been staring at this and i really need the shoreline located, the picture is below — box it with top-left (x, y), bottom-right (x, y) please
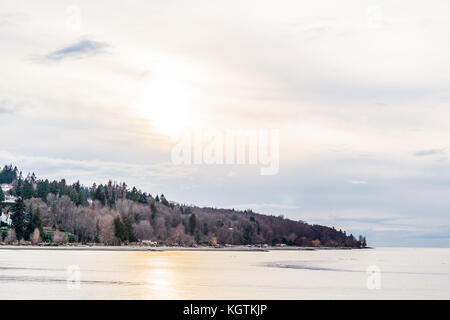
top-left (0, 245), bottom-right (371, 252)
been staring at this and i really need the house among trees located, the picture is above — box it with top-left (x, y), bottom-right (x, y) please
top-left (1, 184), bottom-right (12, 193)
top-left (0, 211), bottom-right (12, 226)
top-left (4, 194), bottom-right (17, 204)
top-left (1, 184), bottom-right (17, 203)
top-left (141, 240), bottom-right (158, 246)
top-left (1, 183), bottom-right (15, 226)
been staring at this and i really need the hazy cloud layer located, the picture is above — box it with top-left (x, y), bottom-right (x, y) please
top-left (414, 149), bottom-right (446, 157)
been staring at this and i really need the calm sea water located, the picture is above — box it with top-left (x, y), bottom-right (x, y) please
top-left (0, 247), bottom-right (449, 299)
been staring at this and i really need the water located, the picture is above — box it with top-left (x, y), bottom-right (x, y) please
top-left (0, 247), bottom-right (449, 299)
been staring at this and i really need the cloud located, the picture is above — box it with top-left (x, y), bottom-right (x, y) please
top-left (334, 217), bottom-right (395, 224)
top-left (408, 233), bottom-right (450, 240)
top-left (347, 180), bottom-right (368, 185)
top-left (0, 150), bottom-right (197, 190)
top-left (38, 39), bottom-right (108, 63)
top-left (0, 100), bottom-right (14, 114)
top-left (224, 203), bottom-right (300, 215)
top-left (414, 149), bottom-right (446, 156)
top-left (0, 12), bottom-right (28, 27)
top-left (0, 99), bottom-right (28, 114)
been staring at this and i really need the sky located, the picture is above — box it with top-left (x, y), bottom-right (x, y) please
top-left (1, 0), bottom-right (450, 247)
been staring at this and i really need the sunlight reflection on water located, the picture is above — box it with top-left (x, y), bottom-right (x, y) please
top-left (0, 248), bottom-right (449, 299)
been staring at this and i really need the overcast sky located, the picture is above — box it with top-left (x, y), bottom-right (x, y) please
top-left (1, 0), bottom-right (450, 247)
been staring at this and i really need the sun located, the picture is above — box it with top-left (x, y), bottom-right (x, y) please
top-left (134, 61), bottom-right (200, 138)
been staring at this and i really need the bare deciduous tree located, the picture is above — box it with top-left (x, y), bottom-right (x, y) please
top-left (5, 229), bottom-right (16, 244)
top-left (99, 215), bottom-right (115, 244)
top-left (52, 230), bottom-right (68, 244)
top-left (133, 220), bottom-right (153, 241)
top-left (31, 228), bottom-right (41, 245)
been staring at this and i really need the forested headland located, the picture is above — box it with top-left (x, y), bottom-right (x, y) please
top-left (0, 165), bottom-right (367, 247)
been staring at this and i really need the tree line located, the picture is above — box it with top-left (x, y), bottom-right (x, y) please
top-left (0, 165), bottom-right (367, 247)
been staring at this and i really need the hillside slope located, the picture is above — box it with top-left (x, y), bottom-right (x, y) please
top-left (0, 165), bottom-right (366, 247)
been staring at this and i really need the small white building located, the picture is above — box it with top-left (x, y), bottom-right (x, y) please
top-left (1, 184), bottom-right (16, 203)
top-left (0, 212), bottom-right (12, 226)
top-left (1, 184), bottom-right (12, 193)
top-left (141, 240), bottom-right (158, 246)
top-left (4, 195), bottom-right (17, 203)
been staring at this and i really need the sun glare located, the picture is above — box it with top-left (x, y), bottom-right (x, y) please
top-left (134, 61), bottom-right (200, 138)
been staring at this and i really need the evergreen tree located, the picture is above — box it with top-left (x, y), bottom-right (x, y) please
top-left (32, 207), bottom-right (44, 239)
top-left (0, 165), bottom-right (18, 184)
top-left (127, 187), bottom-right (139, 202)
top-left (160, 194), bottom-right (169, 206)
top-left (361, 236), bottom-right (367, 248)
top-left (189, 214), bottom-right (197, 235)
top-left (114, 217), bottom-right (125, 243)
top-left (22, 180), bottom-right (34, 199)
top-left (36, 180), bottom-right (50, 200)
top-left (11, 197), bottom-right (26, 241)
top-left (0, 188), bottom-right (4, 208)
top-left (69, 189), bottom-right (79, 205)
top-left (15, 178), bottom-right (23, 198)
top-left (77, 191), bottom-right (87, 206)
top-left (25, 210), bottom-right (34, 240)
top-left (123, 218), bottom-right (137, 242)
top-left (113, 217), bottom-right (137, 243)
